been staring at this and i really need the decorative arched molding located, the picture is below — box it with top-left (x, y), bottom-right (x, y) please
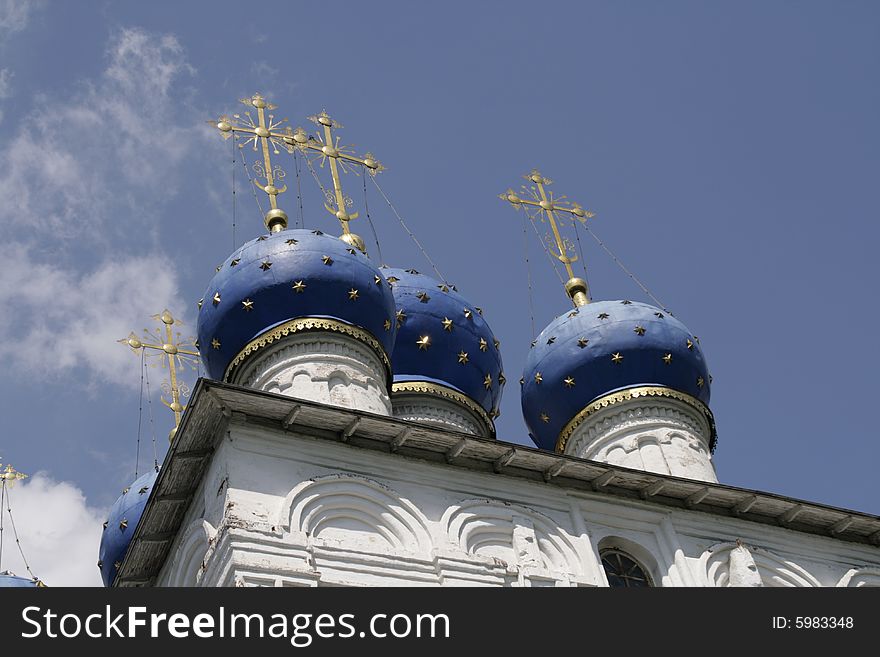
top-left (442, 499), bottom-right (583, 576)
top-left (277, 474), bottom-right (432, 556)
top-left (165, 519), bottom-right (217, 587)
top-left (702, 541), bottom-right (821, 587)
top-left (564, 395), bottom-right (717, 483)
top-left (836, 567), bottom-right (880, 587)
top-left (232, 331), bottom-right (392, 416)
top-left (596, 535), bottom-right (661, 586)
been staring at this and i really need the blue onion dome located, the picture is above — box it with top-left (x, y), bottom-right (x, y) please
top-left (98, 469), bottom-right (158, 587)
top-left (521, 299), bottom-right (714, 453)
top-left (0, 571), bottom-right (44, 587)
top-left (382, 267), bottom-right (504, 431)
top-left (197, 229), bottom-right (397, 383)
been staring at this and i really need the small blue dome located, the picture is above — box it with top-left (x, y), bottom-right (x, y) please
top-left (98, 469), bottom-right (158, 587)
top-left (0, 572), bottom-right (43, 587)
top-left (197, 229), bottom-right (397, 381)
top-left (383, 268), bottom-right (504, 419)
top-left (522, 300), bottom-right (712, 452)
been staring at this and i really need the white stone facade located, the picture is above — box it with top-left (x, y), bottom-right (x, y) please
top-left (565, 395), bottom-right (718, 483)
top-left (231, 332), bottom-right (391, 416)
top-left (155, 419), bottom-right (880, 588)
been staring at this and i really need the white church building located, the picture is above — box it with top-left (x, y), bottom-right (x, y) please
top-left (95, 96), bottom-right (880, 588)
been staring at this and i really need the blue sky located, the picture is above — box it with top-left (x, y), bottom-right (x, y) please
top-left (0, 1), bottom-right (878, 584)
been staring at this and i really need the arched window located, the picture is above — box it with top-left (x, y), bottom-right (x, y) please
top-left (600, 549), bottom-right (653, 587)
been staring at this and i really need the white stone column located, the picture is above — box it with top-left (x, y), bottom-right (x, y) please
top-left (563, 395), bottom-right (718, 483)
top-left (231, 332), bottom-right (392, 416)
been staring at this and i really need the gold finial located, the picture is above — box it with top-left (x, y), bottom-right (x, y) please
top-left (213, 93), bottom-right (298, 232)
top-left (293, 110), bottom-right (384, 252)
top-left (501, 170), bottom-right (596, 307)
top-left (0, 463), bottom-right (27, 486)
top-left (118, 310), bottom-right (199, 442)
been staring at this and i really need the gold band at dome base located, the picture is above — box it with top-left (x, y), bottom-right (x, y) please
top-left (224, 317), bottom-right (392, 384)
top-left (391, 380), bottom-right (495, 439)
top-left (555, 385), bottom-right (717, 454)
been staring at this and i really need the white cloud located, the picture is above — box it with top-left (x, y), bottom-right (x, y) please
top-left (1, 473), bottom-right (105, 586)
top-left (0, 67), bottom-right (12, 98)
top-left (0, 27), bottom-right (201, 384)
top-left (0, 0), bottom-right (38, 37)
top-left (0, 27), bottom-right (197, 239)
top-left (0, 245), bottom-right (187, 387)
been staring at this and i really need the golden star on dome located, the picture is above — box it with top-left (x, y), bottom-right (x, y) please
top-left (662, 353), bottom-right (672, 365)
top-left (622, 300), bottom-right (632, 305)
top-left (634, 325), bottom-right (646, 336)
top-left (417, 335), bottom-right (431, 350)
top-left (547, 336), bottom-right (556, 344)
top-left (519, 376), bottom-right (525, 385)
top-left (387, 276), bottom-right (399, 284)
top-left (417, 291), bottom-right (430, 303)
top-left (438, 283), bottom-right (450, 293)
top-left (322, 255), bottom-right (333, 265)
top-left (709, 374), bottom-right (713, 384)
top-left (138, 486), bottom-right (149, 495)
top-left (611, 352), bottom-right (623, 364)
top-left (577, 337), bottom-right (589, 348)
top-left (257, 235), bottom-right (268, 241)
top-left (530, 340), bottom-right (537, 348)
top-left (346, 248), bottom-right (357, 255)
top-left (493, 338), bottom-right (500, 349)
top-left (563, 376), bottom-right (575, 388)
top-left (374, 275), bottom-right (382, 286)
top-left (598, 313), bottom-right (610, 319)
top-left (534, 372), bottom-right (543, 384)
top-left (457, 350), bottom-right (469, 364)
top-left (475, 307), bottom-right (483, 316)
top-left (241, 299), bottom-right (254, 312)
top-left (686, 339), bottom-right (694, 350)
top-left (463, 308), bottom-right (473, 319)
top-left (694, 336), bottom-right (700, 343)
top-left (197, 298), bottom-right (203, 309)
top-left (215, 264), bottom-right (222, 272)
top-left (230, 258), bottom-right (240, 267)
top-left (654, 312), bottom-right (664, 319)
top-left (696, 377), bottom-right (705, 388)
top-left (567, 311), bottom-right (578, 318)
top-left (348, 288), bottom-right (359, 301)
top-left (540, 413), bottom-right (550, 423)
top-left (212, 292), bottom-right (221, 306)
top-left (498, 372), bottom-right (506, 385)
top-left (442, 317), bottom-right (454, 331)
top-left (286, 238), bottom-right (298, 245)
top-left (479, 338), bottom-right (488, 352)
top-left (119, 519), bottom-right (128, 529)
top-left (102, 521), bottom-right (108, 529)
top-left (292, 280), bottom-right (306, 293)
top-left (211, 338), bottom-right (221, 350)
top-left (396, 309), bottom-right (407, 326)
top-left (260, 260), bottom-right (272, 271)
top-left (383, 319), bottom-right (391, 331)
top-left (483, 373), bottom-right (492, 389)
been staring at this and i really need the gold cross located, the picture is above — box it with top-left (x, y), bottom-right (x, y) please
top-left (0, 463), bottom-right (27, 487)
top-left (292, 110), bottom-right (383, 252)
top-left (214, 93), bottom-right (299, 233)
top-left (118, 310), bottom-right (199, 441)
top-left (501, 170), bottom-right (596, 306)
